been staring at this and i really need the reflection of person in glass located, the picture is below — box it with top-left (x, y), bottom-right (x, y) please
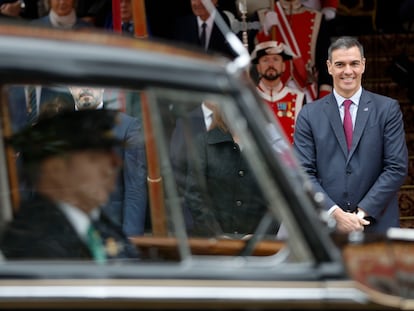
top-left (69, 86), bottom-right (148, 237)
top-left (0, 110), bottom-right (139, 261)
top-left (184, 101), bottom-right (278, 238)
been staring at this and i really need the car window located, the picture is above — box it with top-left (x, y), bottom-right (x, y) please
top-left (0, 82), bottom-right (318, 266)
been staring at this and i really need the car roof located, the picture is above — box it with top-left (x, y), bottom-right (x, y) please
top-left (0, 22), bottom-right (236, 91)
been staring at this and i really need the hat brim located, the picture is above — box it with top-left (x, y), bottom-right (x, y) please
top-left (252, 49), bottom-right (293, 64)
top-left (6, 109), bottom-right (123, 163)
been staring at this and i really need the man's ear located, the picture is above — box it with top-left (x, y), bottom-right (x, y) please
top-left (361, 57), bottom-right (366, 74)
top-left (326, 60), bottom-right (332, 75)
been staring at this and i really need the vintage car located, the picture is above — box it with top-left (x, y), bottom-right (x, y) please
top-left (0, 16), bottom-right (413, 311)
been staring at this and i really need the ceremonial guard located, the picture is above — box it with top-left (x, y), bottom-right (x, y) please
top-left (251, 40), bottom-right (305, 143)
top-left (301, 0), bottom-right (339, 21)
top-left (254, 0), bottom-right (332, 102)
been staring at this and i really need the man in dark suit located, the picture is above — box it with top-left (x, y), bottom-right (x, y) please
top-left (0, 109), bottom-right (139, 261)
top-left (173, 0), bottom-right (235, 59)
top-left (104, 0), bottom-right (136, 35)
top-left (8, 85), bottom-right (73, 131)
top-left (293, 36), bottom-right (408, 234)
top-left (69, 86), bottom-right (148, 237)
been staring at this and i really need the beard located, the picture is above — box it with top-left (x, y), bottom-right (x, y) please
top-left (75, 90), bottom-right (100, 110)
top-left (261, 68), bottom-right (282, 81)
top-left (76, 99), bottom-right (98, 109)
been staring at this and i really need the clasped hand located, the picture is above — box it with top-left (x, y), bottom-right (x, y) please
top-left (332, 208), bottom-right (370, 234)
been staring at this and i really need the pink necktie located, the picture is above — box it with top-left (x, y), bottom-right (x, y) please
top-left (343, 99), bottom-right (353, 151)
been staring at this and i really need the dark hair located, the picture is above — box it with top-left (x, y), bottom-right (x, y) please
top-left (328, 36), bottom-right (365, 61)
top-left (38, 96), bottom-right (74, 121)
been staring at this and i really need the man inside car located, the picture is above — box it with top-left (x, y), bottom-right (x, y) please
top-left (0, 109), bottom-right (140, 262)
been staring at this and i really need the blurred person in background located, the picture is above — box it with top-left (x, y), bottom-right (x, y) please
top-left (173, 0), bottom-right (236, 58)
top-left (0, 0), bottom-right (41, 19)
top-left (254, 0), bottom-right (332, 102)
top-left (184, 101), bottom-right (278, 237)
top-left (31, 0), bottom-right (92, 29)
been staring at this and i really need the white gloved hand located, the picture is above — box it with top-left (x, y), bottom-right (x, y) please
top-left (263, 11), bottom-right (278, 36)
top-left (321, 7), bottom-right (336, 21)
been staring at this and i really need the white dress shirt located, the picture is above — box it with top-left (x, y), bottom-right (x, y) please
top-left (201, 102), bottom-right (213, 130)
top-left (197, 10), bottom-right (216, 50)
top-left (58, 202), bottom-right (99, 243)
top-left (333, 87), bottom-right (362, 129)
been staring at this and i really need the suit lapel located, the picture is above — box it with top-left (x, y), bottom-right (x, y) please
top-left (209, 24), bottom-right (219, 50)
top-left (209, 11), bottom-right (228, 53)
top-left (31, 195), bottom-right (91, 258)
top-left (191, 16), bottom-right (200, 44)
top-left (324, 95), bottom-right (348, 156)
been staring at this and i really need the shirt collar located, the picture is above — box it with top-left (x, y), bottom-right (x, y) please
top-left (57, 202), bottom-right (100, 242)
top-left (197, 10), bottom-right (216, 30)
top-left (201, 102), bottom-right (213, 129)
top-left (334, 87), bottom-right (362, 108)
top-left (201, 102), bottom-right (213, 118)
top-left (258, 80), bottom-right (284, 94)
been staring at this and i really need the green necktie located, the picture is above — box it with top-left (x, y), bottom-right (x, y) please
top-left (87, 224), bottom-right (107, 264)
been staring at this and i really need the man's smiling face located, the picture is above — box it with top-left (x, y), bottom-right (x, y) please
top-left (327, 46), bottom-right (366, 98)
